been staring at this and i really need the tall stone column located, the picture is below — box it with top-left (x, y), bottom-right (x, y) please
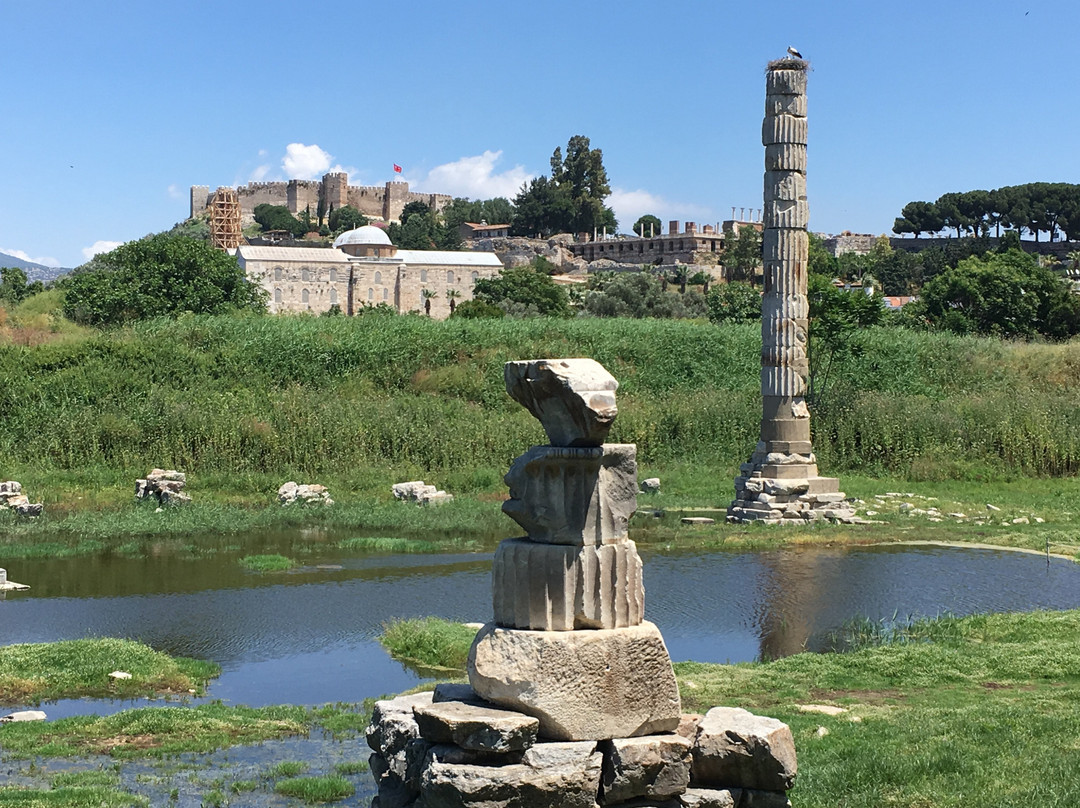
top-left (728, 58), bottom-right (854, 524)
top-left (468, 358), bottom-right (681, 741)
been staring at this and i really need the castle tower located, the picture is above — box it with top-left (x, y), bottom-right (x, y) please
top-left (190, 186), bottom-right (211, 219)
top-left (728, 57), bottom-right (854, 524)
top-left (209, 187), bottom-right (242, 251)
top-left (321, 172), bottom-right (349, 211)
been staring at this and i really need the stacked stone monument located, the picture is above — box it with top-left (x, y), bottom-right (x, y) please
top-left (366, 358), bottom-right (798, 807)
top-left (728, 58), bottom-right (854, 524)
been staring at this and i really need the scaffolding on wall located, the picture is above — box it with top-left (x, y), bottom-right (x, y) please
top-left (210, 187), bottom-right (242, 250)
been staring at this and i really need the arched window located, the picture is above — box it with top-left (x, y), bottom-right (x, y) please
top-left (329, 268), bottom-right (337, 282)
top-left (447, 270), bottom-right (456, 284)
top-left (471, 271), bottom-right (479, 281)
top-left (274, 267), bottom-right (282, 281)
top-left (368, 288), bottom-right (374, 301)
top-left (383, 288), bottom-right (389, 301)
top-left (374, 271), bottom-right (382, 285)
top-left (421, 269), bottom-right (428, 282)
top-left (274, 288), bottom-right (282, 304)
top-left (302, 288), bottom-right (309, 304)
top-left (329, 288), bottom-right (337, 305)
top-left (302, 268), bottom-right (311, 282)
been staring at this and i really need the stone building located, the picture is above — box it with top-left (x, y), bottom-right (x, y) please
top-left (236, 225), bottom-right (503, 319)
top-left (191, 173), bottom-right (451, 227)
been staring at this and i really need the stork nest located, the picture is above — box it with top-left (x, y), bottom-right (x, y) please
top-left (767, 58), bottom-right (810, 72)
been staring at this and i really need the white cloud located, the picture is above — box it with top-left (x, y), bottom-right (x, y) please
top-left (412, 151), bottom-right (533, 200)
top-left (608, 188), bottom-right (713, 233)
top-left (81, 240), bottom-right (123, 261)
top-left (249, 164), bottom-right (272, 181)
top-left (0, 247), bottom-right (60, 267)
top-left (283, 143), bottom-right (334, 180)
top-left (167, 184), bottom-right (183, 199)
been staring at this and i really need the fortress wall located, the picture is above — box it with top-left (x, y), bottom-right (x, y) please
top-left (346, 186), bottom-right (391, 220)
top-left (287, 180), bottom-right (321, 217)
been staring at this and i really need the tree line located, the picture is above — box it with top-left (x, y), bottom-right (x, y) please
top-left (893, 183), bottom-right (1080, 242)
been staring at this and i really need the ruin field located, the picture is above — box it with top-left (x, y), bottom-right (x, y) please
top-left (1, 314), bottom-right (1079, 557)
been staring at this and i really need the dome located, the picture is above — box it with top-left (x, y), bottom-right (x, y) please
top-left (333, 225), bottom-right (392, 248)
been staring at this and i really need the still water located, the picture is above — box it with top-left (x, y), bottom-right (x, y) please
top-left (2, 533), bottom-right (1079, 714)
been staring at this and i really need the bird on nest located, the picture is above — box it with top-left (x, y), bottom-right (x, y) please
top-left (787, 46), bottom-right (803, 59)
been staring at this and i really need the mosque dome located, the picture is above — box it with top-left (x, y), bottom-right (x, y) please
top-left (333, 225), bottom-right (393, 248)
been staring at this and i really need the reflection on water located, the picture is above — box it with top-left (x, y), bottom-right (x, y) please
top-left (2, 534), bottom-right (1079, 712)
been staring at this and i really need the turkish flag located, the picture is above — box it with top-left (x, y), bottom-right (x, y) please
top-left (393, 164), bottom-right (402, 173)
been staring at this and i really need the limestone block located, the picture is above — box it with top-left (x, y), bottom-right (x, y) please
top-left (680, 787), bottom-right (741, 808)
top-left (676, 714), bottom-right (704, 740)
top-left (392, 480), bottom-right (451, 504)
top-left (503, 445), bottom-right (637, 545)
top-left (0, 710), bottom-right (47, 722)
top-left (760, 367), bottom-right (808, 398)
top-left (641, 477), bottom-right (661, 494)
top-left (763, 200), bottom-right (809, 229)
top-left (600, 734), bottom-right (692, 804)
top-left (432, 682), bottom-right (491, 706)
top-left (0, 568), bottom-right (5, 585)
top-left (763, 171), bottom-right (806, 203)
top-left (420, 742), bottom-right (602, 808)
top-left (278, 481), bottom-right (333, 506)
top-left (764, 144), bottom-right (806, 173)
top-left (0, 481), bottom-right (22, 497)
top-left (366, 691), bottom-right (435, 760)
top-left (146, 469), bottom-right (186, 485)
top-left (505, 358), bottom-right (619, 447)
top-left (691, 707), bottom-right (796, 792)
top-left (762, 115), bottom-right (807, 147)
top-left (761, 229), bottom-right (808, 264)
top-left (765, 92), bottom-right (807, 118)
top-left (468, 621), bottom-right (681, 741)
top-left (492, 538), bottom-right (644, 630)
top-left (158, 489), bottom-right (192, 507)
top-left (766, 69), bottom-right (807, 96)
top-left (413, 701), bottom-right (539, 754)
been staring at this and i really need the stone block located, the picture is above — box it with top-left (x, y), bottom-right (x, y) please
top-left (493, 538), bottom-right (644, 630)
top-left (679, 788), bottom-right (741, 808)
top-left (413, 701), bottom-right (539, 754)
top-left (741, 790), bottom-right (792, 808)
top-left (763, 200), bottom-right (809, 229)
top-left (505, 358), bottom-right (618, 447)
top-left (762, 115), bottom-right (807, 146)
top-left (761, 228), bottom-right (808, 264)
top-left (765, 92), bottom-right (807, 118)
top-left (691, 707), bottom-right (796, 792)
top-left (641, 477), bottom-right (661, 494)
top-left (468, 621), bottom-right (681, 741)
top-left (367, 691), bottom-right (434, 759)
top-left (764, 144), bottom-right (806, 173)
top-left (763, 171), bottom-right (806, 203)
top-left (420, 741), bottom-right (603, 808)
top-left (432, 683), bottom-right (490, 706)
top-left (766, 69), bottom-right (807, 96)
top-left (600, 733), bottom-right (692, 804)
top-left (503, 445), bottom-right (637, 545)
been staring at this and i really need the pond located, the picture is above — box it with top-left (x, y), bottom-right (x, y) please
top-left (2, 531), bottom-right (1080, 716)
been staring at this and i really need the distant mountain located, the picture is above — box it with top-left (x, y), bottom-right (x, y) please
top-left (0, 252), bottom-right (71, 284)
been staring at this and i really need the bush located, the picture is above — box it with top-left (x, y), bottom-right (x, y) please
top-left (706, 281), bottom-right (760, 323)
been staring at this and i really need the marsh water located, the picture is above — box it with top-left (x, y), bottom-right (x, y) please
top-left (3, 523), bottom-right (1080, 716)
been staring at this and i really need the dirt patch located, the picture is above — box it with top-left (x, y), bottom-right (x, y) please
top-left (810, 688), bottom-right (907, 705)
top-left (93, 733), bottom-right (161, 752)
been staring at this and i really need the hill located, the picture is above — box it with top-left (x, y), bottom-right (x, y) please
top-left (0, 251), bottom-right (71, 283)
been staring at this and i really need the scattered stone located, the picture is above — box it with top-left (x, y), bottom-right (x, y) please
top-left (600, 733), bottom-right (693, 803)
top-left (0, 568), bottom-right (29, 592)
top-left (420, 741), bottom-right (603, 808)
top-left (277, 481), bottom-right (333, 506)
top-left (680, 787), bottom-right (741, 807)
top-left (676, 714), bottom-right (703, 741)
top-left (864, 510), bottom-right (878, 516)
top-left (898, 503), bottom-right (914, 512)
top-left (433, 683), bottom-right (490, 707)
top-left (947, 512), bottom-right (966, 519)
top-left (108, 671), bottom-right (132, 680)
top-left (0, 481), bottom-right (43, 517)
top-left (392, 480), bottom-right (453, 505)
top-left (986, 503), bottom-right (1001, 512)
top-left (366, 691), bottom-right (435, 761)
top-left (1035, 517), bottom-right (1045, 523)
top-left (0, 710), bottom-right (46, 723)
top-left (641, 477), bottom-right (662, 494)
top-left (1012, 516), bottom-right (1030, 525)
top-left (414, 701), bottom-right (540, 754)
top-left (929, 518), bottom-right (942, 522)
top-left (135, 469), bottom-right (190, 506)
top-left (795, 704), bottom-right (847, 716)
top-left (692, 707), bottom-right (797, 792)
top-left (469, 621), bottom-right (681, 741)
top-left (815, 726), bottom-right (829, 737)
top-left (504, 358), bottom-right (619, 447)
top-left (681, 517), bottom-right (715, 526)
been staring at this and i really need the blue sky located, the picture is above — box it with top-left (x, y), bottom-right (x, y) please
top-left (2, 0), bottom-right (1076, 268)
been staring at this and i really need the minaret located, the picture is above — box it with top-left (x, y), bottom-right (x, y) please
top-left (728, 57), bottom-right (855, 524)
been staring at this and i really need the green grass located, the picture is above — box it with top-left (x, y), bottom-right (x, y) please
top-left (265, 761), bottom-right (308, 778)
top-left (378, 617), bottom-right (477, 671)
top-left (238, 553), bottom-right (294, 572)
top-left (331, 760), bottom-right (369, 776)
top-left (273, 776), bottom-right (354, 803)
top-left (0, 786), bottom-right (146, 807)
top-left (0, 638), bottom-right (219, 707)
top-left (674, 610), bottom-right (1080, 807)
top-left (335, 535), bottom-right (479, 553)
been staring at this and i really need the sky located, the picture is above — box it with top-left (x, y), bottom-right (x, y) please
top-left (2, 0), bottom-right (1077, 269)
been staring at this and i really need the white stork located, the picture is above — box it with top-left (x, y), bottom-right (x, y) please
top-left (787, 46), bottom-right (803, 59)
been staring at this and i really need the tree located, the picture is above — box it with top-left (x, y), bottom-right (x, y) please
top-left (892, 201), bottom-right (944, 238)
top-left (723, 226), bottom-right (762, 283)
top-left (807, 273), bottom-right (885, 401)
top-left (583, 272), bottom-right (707, 319)
top-left (915, 249), bottom-right (1080, 339)
top-left (62, 234), bottom-right (266, 326)
top-left (253, 204), bottom-right (305, 237)
top-left (400, 201), bottom-right (432, 224)
top-left (450, 299), bottom-right (504, 319)
top-left (472, 266), bottom-right (571, 318)
top-left (511, 135), bottom-right (616, 237)
top-left (512, 176), bottom-right (574, 237)
top-left (633, 215), bottom-right (662, 238)
top-left (422, 287), bottom-right (437, 316)
top-left (329, 205), bottom-right (368, 234)
top-left (706, 281), bottom-right (760, 324)
top-left (0, 267), bottom-right (36, 306)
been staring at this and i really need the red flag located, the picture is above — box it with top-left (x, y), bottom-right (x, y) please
top-left (393, 164), bottom-right (402, 174)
